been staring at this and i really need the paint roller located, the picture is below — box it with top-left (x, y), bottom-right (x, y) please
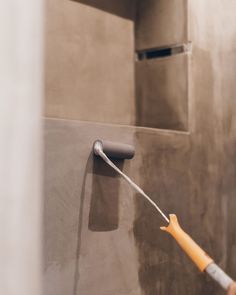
top-left (93, 139), bottom-right (234, 291)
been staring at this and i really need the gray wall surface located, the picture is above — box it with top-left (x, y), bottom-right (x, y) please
top-left (43, 0), bottom-right (236, 294)
top-left (44, 0), bottom-right (136, 125)
top-left (135, 53), bottom-right (189, 130)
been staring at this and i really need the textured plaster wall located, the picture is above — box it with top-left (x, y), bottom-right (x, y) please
top-left (189, 0), bottom-right (236, 280)
top-left (44, 0), bottom-right (236, 294)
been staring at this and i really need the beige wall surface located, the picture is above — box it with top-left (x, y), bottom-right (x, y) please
top-left (135, 0), bottom-right (188, 50)
top-left (44, 0), bottom-right (236, 294)
top-left (45, 0), bottom-right (136, 125)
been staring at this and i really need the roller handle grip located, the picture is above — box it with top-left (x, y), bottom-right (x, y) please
top-left (161, 214), bottom-right (234, 291)
top-left (160, 214), bottom-right (213, 272)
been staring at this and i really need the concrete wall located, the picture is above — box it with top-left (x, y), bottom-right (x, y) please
top-left (135, 0), bottom-right (189, 131)
top-left (44, 1), bottom-right (236, 294)
top-left (189, 0), bottom-right (236, 281)
top-left (135, 53), bottom-right (189, 130)
top-left (135, 0), bottom-right (188, 50)
top-left (45, 0), bottom-right (136, 125)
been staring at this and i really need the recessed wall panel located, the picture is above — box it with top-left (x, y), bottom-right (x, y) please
top-left (45, 0), bottom-right (136, 125)
top-left (135, 54), bottom-right (189, 131)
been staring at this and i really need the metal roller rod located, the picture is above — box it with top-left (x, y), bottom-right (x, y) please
top-left (206, 263), bottom-right (233, 290)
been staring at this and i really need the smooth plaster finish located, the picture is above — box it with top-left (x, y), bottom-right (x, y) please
top-left (135, 53), bottom-right (189, 130)
top-left (45, 0), bottom-right (190, 131)
top-left (45, 0), bottom-right (136, 125)
top-left (71, 0), bottom-right (136, 20)
top-left (135, 0), bottom-right (188, 50)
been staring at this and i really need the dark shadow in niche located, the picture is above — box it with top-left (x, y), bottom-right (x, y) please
top-left (70, 0), bottom-right (136, 20)
top-left (135, 86), bottom-right (186, 131)
top-left (88, 155), bottom-right (124, 231)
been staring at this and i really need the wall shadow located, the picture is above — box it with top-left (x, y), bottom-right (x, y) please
top-left (73, 152), bottom-right (92, 295)
top-left (73, 152), bottom-right (124, 294)
top-left (88, 155), bottom-right (124, 231)
top-left (70, 0), bottom-right (136, 20)
top-left (135, 58), bottom-right (188, 131)
top-left (135, 84), bottom-right (187, 131)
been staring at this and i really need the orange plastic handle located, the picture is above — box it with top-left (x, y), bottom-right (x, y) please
top-left (161, 214), bottom-right (213, 272)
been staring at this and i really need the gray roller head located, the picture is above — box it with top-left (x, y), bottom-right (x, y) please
top-left (93, 140), bottom-right (135, 160)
